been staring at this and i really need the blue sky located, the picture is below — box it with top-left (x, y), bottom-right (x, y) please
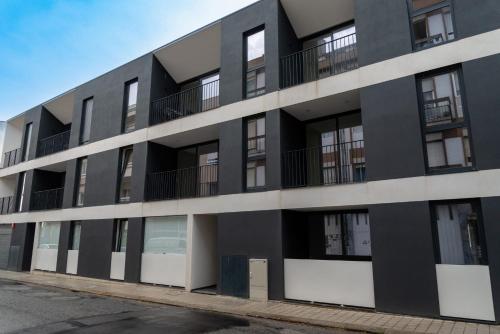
top-left (0, 0), bottom-right (257, 121)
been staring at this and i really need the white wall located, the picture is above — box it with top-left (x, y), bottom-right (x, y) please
top-left (35, 249), bottom-right (58, 272)
top-left (189, 215), bottom-right (217, 290)
top-left (0, 176), bottom-right (16, 198)
top-left (2, 121), bottom-right (22, 156)
top-left (436, 264), bottom-right (495, 321)
top-left (110, 252), bottom-right (126, 280)
top-left (284, 259), bottom-right (375, 308)
top-left (66, 250), bottom-right (78, 275)
top-left (140, 253), bottom-right (186, 287)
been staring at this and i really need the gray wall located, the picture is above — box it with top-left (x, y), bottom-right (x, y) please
top-left (217, 210), bottom-right (284, 300)
top-left (131, 142), bottom-right (147, 203)
top-left (77, 219), bottom-right (114, 279)
top-left (124, 217), bottom-right (144, 283)
top-left (462, 55), bottom-right (500, 171)
top-left (453, 0), bottom-right (500, 39)
top-left (218, 118), bottom-right (243, 195)
top-left (62, 159), bottom-right (78, 208)
top-left (361, 76), bottom-right (426, 181)
top-left (56, 222), bottom-right (71, 274)
top-left (369, 202), bottom-right (440, 317)
top-left (84, 150), bottom-right (120, 206)
top-left (7, 223), bottom-right (35, 272)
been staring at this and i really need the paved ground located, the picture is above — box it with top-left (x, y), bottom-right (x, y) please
top-left (0, 279), bottom-right (345, 334)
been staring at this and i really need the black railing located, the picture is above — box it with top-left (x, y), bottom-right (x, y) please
top-left (281, 33), bottom-right (358, 89)
top-left (146, 164), bottom-right (218, 201)
top-left (0, 196), bottom-right (15, 215)
top-left (37, 130), bottom-right (71, 157)
top-left (282, 140), bottom-right (365, 188)
top-left (424, 97), bottom-right (456, 124)
top-left (415, 33), bottom-right (444, 49)
top-left (150, 79), bottom-right (220, 126)
top-left (30, 187), bottom-right (64, 211)
top-left (2, 148), bottom-right (21, 168)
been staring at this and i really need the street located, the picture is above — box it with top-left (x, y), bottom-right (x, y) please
top-left (0, 279), bottom-right (345, 334)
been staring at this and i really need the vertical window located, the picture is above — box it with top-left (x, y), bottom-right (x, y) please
top-left (80, 98), bottom-right (93, 144)
top-left (113, 219), bottom-right (128, 252)
top-left (118, 147), bottom-right (133, 203)
top-left (22, 123), bottom-right (32, 161)
top-left (69, 221), bottom-right (81, 251)
top-left (75, 158), bottom-right (87, 207)
top-left (143, 216), bottom-right (187, 254)
top-left (409, 0), bottom-right (455, 50)
top-left (38, 222), bottom-right (60, 250)
top-left (324, 212), bottom-right (371, 258)
top-left (17, 172), bottom-right (26, 212)
top-left (418, 69), bottom-right (473, 171)
top-left (245, 29), bottom-right (265, 98)
top-left (432, 201), bottom-right (487, 265)
top-left (246, 116), bottom-right (266, 189)
top-left (123, 80), bottom-right (138, 133)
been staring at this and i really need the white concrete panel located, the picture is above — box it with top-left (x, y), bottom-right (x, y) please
top-left (284, 259), bottom-right (375, 308)
top-left (140, 253), bottom-right (186, 287)
top-left (189, 215), bottom-right (217, 290)
top-left (35, 249), bottom-right (58, 272)
top-left (436, 264), bottom-right (495, 321)
top-left (66, 250), bottom-right (78, 275)
top-left (110, 252), bottom-right (126, 281)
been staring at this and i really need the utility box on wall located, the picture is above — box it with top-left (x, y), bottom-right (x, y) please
top-left (249, 258), bottom-right (268, 301)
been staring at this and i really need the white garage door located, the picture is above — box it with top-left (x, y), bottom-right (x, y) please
top-left (0, 225), bottom-right (12, 269)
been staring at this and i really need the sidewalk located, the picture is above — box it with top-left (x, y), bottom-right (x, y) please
top-left (0, 270), bottom-right (497, 334)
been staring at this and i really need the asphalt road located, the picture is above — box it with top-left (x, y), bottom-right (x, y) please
top-left (0, 279), bottom-right (346, 334)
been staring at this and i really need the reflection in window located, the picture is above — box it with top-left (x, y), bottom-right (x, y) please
top-left (69, 221), bottom-right (81, 251)
top-left (123, 80), bottom-right (138, 133)
top-left (143, 216), bottom-right (187, 254)
top-left (246, 29), bottom-right (265, 98)
top-left (75, 158), bottom-right (87, 207)
top-left (410, 1), bottom-right (454, 49)
top-left (324, 213), bottom-right (371, 257)
top-left (433, 201), bottom-right (486, 265)
top-left (118, 147), bottom-right (133, 203)
top-left (38, 222), bottom-right (60, 250)
top-left (113, 219), bottom-right (128, 253)
top-left (426, 127), bottom-right (471, 169)
top-left (246, 116), bottom-right (266, 189)
top-left (80, 98), bottom-right (93, 144)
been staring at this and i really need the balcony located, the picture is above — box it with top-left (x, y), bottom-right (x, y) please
top-left (37, 130), bottom-right (71, 158)
top-left (0, 196), bottom-right (15, 215)
top-left (30, 187), bottom-right (64, 211)
top-left (280, 33), bottom-right (358, 89)
top-left (282, 140), bottom-right (365, 188)
top-left (146, 164), bottom-right (218, 201)
top-left (150, 79), bottom-right (220, 126)
top-left (424, 97), bottom-right (455, 125)
top-left (2, 148), bottom-right (21, 168)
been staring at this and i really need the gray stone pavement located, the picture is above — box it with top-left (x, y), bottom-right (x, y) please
top-left (0, 270), bottom-right (497, 334)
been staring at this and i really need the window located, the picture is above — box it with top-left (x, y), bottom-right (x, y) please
top-left (69, 221), bottom-right (81, 251)
top-left (118, 147), bottom-right (133, 203)
top-left (113, 219), bottom-right (128, 252)
top-left (22, 123), bottom-right (32, 161)
top-left (432, 201), bottom-right (487, 265)
top-left (75, 157), bottom-right (87, 207)
top-left (80, 98), bottom-right (93, 144)
top-left (38, 222), bottom-right (60, 250)
top-left (418, 69), bottom-right (473, 171)
top-left (409, 0), bottom-right (455, 50)
top-left (143, 216), bottom-right (187, 254)
top-left (17, 172), bottom-right (26, 212)
top-left (246, 116), bottom-right (266, 189)
top-left (245, 29), bottom-right (265, 98)
top-left (201, 73), bottom-right (220, 111)
top-left (324, 212), bottom-right (371, 258)
top-left (123, 80), bottom-right (138, 133)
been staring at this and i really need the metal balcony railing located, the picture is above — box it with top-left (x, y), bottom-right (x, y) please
top-left (37, 130), bottom-right (71, 157)
top-left (30, 187), bottom-right (64, 211)
top-left (0, 196), bottom-right (15, 215)
top-left (282, 140), bottom-right (366, 188)
top-left (2, 148), bottom-right (21, 168)
top-left (150, 79), bottom-right (220, 126)
top-left (281, 33), bottom-right (358, 89)
top-left (423, 97), bottom-right (456, 124)
top-left (146, 164), bottom-right (218, 201)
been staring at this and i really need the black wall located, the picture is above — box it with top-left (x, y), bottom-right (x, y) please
top-left (217, 210), bottom-right (284, 300)
top-left (85, 150), bottom-right (120, 206)
top-left (369, 202), bottom-right (440, 317)
top-left (218, 118), bottom-right (243, 195)
top-left (131, 142), bottom-right (147, 203)
top-left (453, 0), bottom-right (500, 39)
top-left (56, 222), bottom-right (71, 274)
top-left (77, 219), bottom-right (114, 279)
top-left (361, 76), bottom-right (426, 181)
top-left (7, 223), bottom-right (35, 272)
top-left (62, 159), bottom-right (78, 208)
top-left (462, 55), bottom-right (500, 171)
top-left (124, 217), bottom-right (144, 283)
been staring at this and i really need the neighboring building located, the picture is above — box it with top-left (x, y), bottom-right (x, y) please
top-left (0, 0), bottom-right (499, 323)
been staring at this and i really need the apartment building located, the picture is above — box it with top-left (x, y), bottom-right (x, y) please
top-left (0, 0), bottom-right (499, 323)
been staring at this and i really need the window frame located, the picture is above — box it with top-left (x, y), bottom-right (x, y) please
top-left (22, 123), bottom-right (33, 162)
top-left (430, 199), bottom-right (488, 265)
top-left (244, 27), bottom-right (266, 99)
top-left (245, 115), bottom-right (266, 191)
top-left (69, 221), bottom-right (82, 251)
top-left (79, 97), bottom-right (93, 145)
top-left (122, 79), bottom-right (138, 133)
top-left (407, 0), bottom-right (457, 51)
top-left (113, 219), bottom-right (128, 253)
top-left (416, 66), bottom-right (475, 174)
top-left (74, 157), bottom-right (88, 207)
top-left (117, 146), bottom-right (134, 203)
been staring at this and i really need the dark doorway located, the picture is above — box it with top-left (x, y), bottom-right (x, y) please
top-left (220, 255), bottom-right (248, 298)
